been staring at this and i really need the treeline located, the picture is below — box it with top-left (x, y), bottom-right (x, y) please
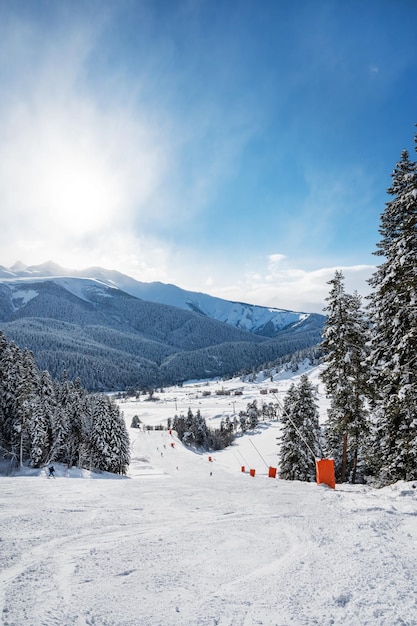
top-left (168, 397), bottom-right (281, 452)
top-left (0, 330), bottom-right (130, 474)
top-left (2, 319), bottom-right (322, 392)
top-left (169, 408), bottom-right (235, 451)
top-left (159, 327), bottom-right (323, 387)
top-left (239, 345), bottom-right (322, 382)
top-left (279, 131), bottom-right (417, 486)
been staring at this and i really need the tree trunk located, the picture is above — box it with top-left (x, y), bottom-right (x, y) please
top-left (20, 431), bottom-right (24, 468)
top-left (351, 447), bottom-right (358, 484)
top-left (341, 429), bottom-right (348, 483)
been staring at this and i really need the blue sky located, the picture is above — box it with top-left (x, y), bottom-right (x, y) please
top-left (0, 0), bottom-right (416, 313)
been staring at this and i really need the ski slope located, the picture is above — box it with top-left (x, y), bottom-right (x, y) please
top-left (1, 366), bottom-right (417, 625)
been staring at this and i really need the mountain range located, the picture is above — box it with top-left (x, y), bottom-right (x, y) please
top-left (0, 261), bottom-right (325, 390)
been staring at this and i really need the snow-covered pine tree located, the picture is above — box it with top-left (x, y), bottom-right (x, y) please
top-left (88, 394), bottom-right (111, 471)
top-left (49, 374), bottom-right (72, 464)
top-left (21, 359), bottom-right (53, 469)
top-left (367, 142), bottom-right (417, 484)
top-left (279, 383), bottom-right (299, 479)
top-left (29, 370), bottom-right (56, 467)
top-left (66, 378), bottom-right (88, 468)
top-left (172, 414), bottom-right (186, 440)
top-left (183, 407), bottom-right (195, 446)
top-left (104, 397), bottom-right (130, 475)
top-left (247, 400), bottom-right (260, 430)
top-left (16, 349), bottom-right (41, 467)
top-left (279, 375), bottom-right (322, 482)
top-left (193, 409), bottom-right (208, 447)
top-left (239, 410), bottom-right (248, 433)
top-left (89, 395), bottom-right (130, 474)
top-left (0, 339), bottom-right (22, 465)
top-left (320, 271), bottom-right (369, 483)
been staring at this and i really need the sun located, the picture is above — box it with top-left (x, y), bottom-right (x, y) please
top-left (38, 133), bottom-right (121, 236)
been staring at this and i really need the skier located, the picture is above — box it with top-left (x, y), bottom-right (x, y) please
top-left (48, 465), bottom-right (55, 478)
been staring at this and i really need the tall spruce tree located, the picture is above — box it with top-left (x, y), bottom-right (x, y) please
top-left (89, 395), bottom-right (130, 474)
top-left (367, 142), bottom-right (417, 484)
top-left (0, 340), bottom-right (22, 461)
top-left (29, 370), bottom-right (55, 467)
top-left (320, 271), bottom-right (369, 483)
top-left (279, 374), bottom-right (322, 482)
top-left (17, 349), bottom-right (40, 467)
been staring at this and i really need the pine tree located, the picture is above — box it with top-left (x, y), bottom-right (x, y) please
top-left (104, 398), bottom-right (130, 474)
top-left (320, 271), bottom-right (369, 483)
top-left (66, 378), bottom-right (88, 468)
top-left (0, 340), bottom-right (22, 465)
top-left (89, 395), bottom-right (130, 474)
top-left (279, 375), bottom-right (322, 482)
top-left (27, 368), bottom-right (56, 468)
top-left (183, 407), bottom-right (195, 446)
top-left (193, 409), bottom-right (208, 447)
top-left (239, 411), bottom-right (248, 433)
top-left (247, 400), bottom-right (260, 430)
top-left (16, 349), bottom-right (41, 467)
top-left (367, 142), bottom-right (417, 483)
top-left (49, 374), bottom-right (72, 464)
top-left (172, 414), bottom-right (186, 440)
top-left (89, 394), bottom-right (111, 471)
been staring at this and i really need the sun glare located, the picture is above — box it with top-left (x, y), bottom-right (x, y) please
top-left (45, 150), bottom-right (119, 235)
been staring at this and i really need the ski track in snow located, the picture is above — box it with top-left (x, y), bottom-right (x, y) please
top-left (1, 369), bottom-right (417, 625)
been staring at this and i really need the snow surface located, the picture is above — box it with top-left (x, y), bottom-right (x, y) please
top-left (8, 286), bottom-right (39, 308)
top-left (2, 365), bottom-right (417, 625)
top-left (52, 277), bottom-right (114, 302)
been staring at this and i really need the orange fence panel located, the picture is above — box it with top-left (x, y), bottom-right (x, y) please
top-left (268, 467), bottom-right (277, 478)
top-left (249, 469), bottom-right (256, 477)
top-left (315, 459), bottom-right (335, 489)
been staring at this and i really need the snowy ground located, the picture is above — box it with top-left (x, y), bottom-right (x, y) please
top-left (1, 365), bottom-right (417, 625)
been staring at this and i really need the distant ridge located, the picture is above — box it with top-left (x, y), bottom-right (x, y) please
top-left (0, 261), bottom-right (322, 337)
top-left (0, 262), bottom-right (325, 390)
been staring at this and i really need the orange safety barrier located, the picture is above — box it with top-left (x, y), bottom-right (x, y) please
top-left (316, 459), bottom-right (336, 489)
top-left (241, 466), bottom-right (245, 473)
top-left (268, 466), bottom-right (277, 478)
top-left (249, 469), bottom-right (256, 477)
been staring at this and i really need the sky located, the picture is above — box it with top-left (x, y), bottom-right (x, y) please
top-left (0, 0), bottom-right (416, 313)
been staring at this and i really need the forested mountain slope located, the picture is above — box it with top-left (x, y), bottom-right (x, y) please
top-left (0, 268), bottom-right (325, 390)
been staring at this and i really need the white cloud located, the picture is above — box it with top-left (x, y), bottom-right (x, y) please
top-left (267, 253), bottom-right (287, 267)
top-left (206, 259), bottom-right (375, 314)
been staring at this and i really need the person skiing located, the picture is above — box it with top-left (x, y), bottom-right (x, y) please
top-left (48, 465), bottom-right (55, 478)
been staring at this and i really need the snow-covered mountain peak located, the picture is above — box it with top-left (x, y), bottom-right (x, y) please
top-left (0, 261), bottom-right (324, 337)
top-left (10, 260), bottom-right (28, 272)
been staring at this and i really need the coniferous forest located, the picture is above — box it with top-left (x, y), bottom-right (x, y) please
top-left (281, 130), bottom-right (417, 486)
top-left (0, 330), bottom-right (130, 474)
